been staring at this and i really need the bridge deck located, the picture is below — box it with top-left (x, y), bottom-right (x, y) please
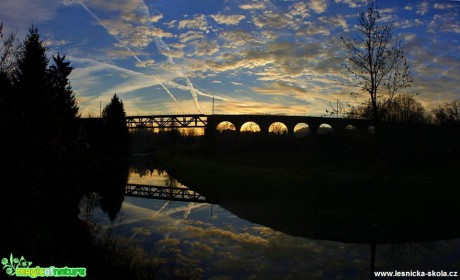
top-left (125, 183), bottom-right (213, 203)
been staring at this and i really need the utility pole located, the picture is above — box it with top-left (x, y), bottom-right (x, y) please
top-left (212, 96), bottom-right (215, 115)
top-left (99, 101), bottom-right (102, 118)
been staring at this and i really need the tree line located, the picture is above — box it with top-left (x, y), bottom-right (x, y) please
top-left (0, 23), bottom-right (129, 193)
top-left (343, 94), bottom-right (460, 125)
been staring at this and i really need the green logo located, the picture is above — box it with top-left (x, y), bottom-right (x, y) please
top-left (2, 254), bottom-right (32, 276)
top-left (2, 254), bottom-right (86, 278)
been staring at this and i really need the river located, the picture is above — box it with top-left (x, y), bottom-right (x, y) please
top-left (80, 163), bottom-right (460, 279)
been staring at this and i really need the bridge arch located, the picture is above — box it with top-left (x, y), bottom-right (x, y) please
top-left (318, 123), bottom-right (334, 135)
top-left (293, 123), bottom-right (310, 137)
top-left (345, 124), bottom-right (357, 131)
top-left (269, 122), bottom-right (288, 135)
top-left (216, 121), bottom-right (236, 132)
top-left (240, 121), bottom-right (261, 133)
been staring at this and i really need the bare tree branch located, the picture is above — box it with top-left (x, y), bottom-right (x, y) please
top-left (0, 22), bottom-right (17, 73)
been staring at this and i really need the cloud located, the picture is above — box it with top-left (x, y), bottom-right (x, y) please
top-left (192, 40), bottom-right (219, 56)
top-left (73, 0), bottom-right (172, 49)
top-left (402, 33), bottom-right (417, 43)
top-left (44, 33), bottom-right (70, 47)
top-left (416, 1), bottom-right (430, 15)
top-left (319, 15), bottom-right (349, 31)
top-left (149, 13), bottom-right (163, 23)
top-left (393, 36), bottom-right (460, 109)
top-left (204, 51), bottom-right (273, 73)
top-left (239, 2), bottom-right (265, 10)
top-left (309, 0), bottom-right (328, 14)
top-left (211, 13), bottom-right (246, 25)
top-left (213, 98), bottom-right (318, 115)
top-left (252, 10), bottom-right (293, 29)
top-left (219, 30), bottom-right (261, 48)
top-left (99, 19), bottom-right (173, 48)
top-left (159, 49), bottom-right (184, 59)
top-left (395, 18), bottom-right (424, 29)
top-left (334, 0), bottom-right (367, 8)
top-left (178, 31), bottom-right (205, 43)
top-left (178, 14), bottom-right (209, 31)
top-left (428, 13), bottom-right (460, 34)
top-left (135, 59), bottom-right (155, 68)
top-left (434, 3), bottom-right (460, 10)
top-left (296, 22), bottom-right (331, 36)
top-left (254, 81), bottom-right (310, 96)
top-left (148, 27), bottom-right (174, 38)
top-left (290, 2), bottom-right (310, 19)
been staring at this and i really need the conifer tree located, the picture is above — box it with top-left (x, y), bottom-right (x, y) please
top-left (49, 53), bottom-right (79, 135)
top-left (102, 94), bottom-right (129, 153)
top-left (12, 25), bottom-right (56, 154)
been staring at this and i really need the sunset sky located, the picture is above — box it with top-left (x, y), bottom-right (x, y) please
top-left (1, 0), bottom-right (459, 116)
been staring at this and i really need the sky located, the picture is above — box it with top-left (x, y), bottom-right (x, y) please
top-left (0, 0), bottom-right (459, 116)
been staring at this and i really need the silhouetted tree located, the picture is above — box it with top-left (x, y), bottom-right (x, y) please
top-left (269, 122), bottom-right (288, 135)
top-left (386, 94), bottom-right (426, 123)
top-left (342, 1), bottom-right (412, 123)
top-left (12, 26), bottom-right (57, 144)
top-left (348, 94), bottom-right (427, 123)
top-left (49, 53), bottom-right (79, 136)
top-left (2, 26), bottom-right (81, 191)
top-left (98, 161), bottom-right (129, 222)
top-left (13, 26), bottom-right (50, 98)
top-left (216, 121), bottom-right (236, 132)
top-left (432, 98), bottom-right (460, 125)
top-left (102, 94), bottom-right (130, 153)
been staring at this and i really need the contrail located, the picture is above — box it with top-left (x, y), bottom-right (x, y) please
top-left (152, 77), bottom-right (185, 112)
top-left (183, 202), bottom-right (194, 220)
top-left (163, 202), bottom-right (196, 240)
top-left (144, 7), bottom-right (204, 113)
top-left (76, 1), bottom-right (184, 112)
top-left (78, 2), bottom-right (140, 63)
top-left (166, 81), bottom-right (231, 101)
top-left (152, 200), bottom-right (171, 218)
top-left (129, 200), bottom-right (170, 240)
top-left (184, 77), bottom-right (203, 113)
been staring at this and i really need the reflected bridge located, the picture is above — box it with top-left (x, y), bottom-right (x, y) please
top-left (125, 183), bottom-right (215, 203)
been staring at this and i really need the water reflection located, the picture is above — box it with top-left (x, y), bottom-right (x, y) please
top-left (81, 162), bottom-right (460, 279)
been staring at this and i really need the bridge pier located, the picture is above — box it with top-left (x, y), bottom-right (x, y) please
top-left (308, 124), bottom-right (319, 135)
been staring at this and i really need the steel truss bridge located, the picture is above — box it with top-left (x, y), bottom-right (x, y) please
top-left (125, 183), bottom-right (215, 203)
top-left (126, 114), bottom-right (207, 129)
